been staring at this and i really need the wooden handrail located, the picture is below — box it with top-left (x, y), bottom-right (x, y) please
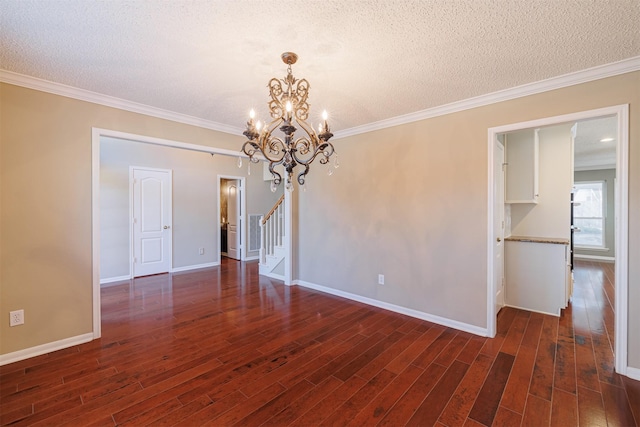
top-left (262, 194), bottom-right (285, 225)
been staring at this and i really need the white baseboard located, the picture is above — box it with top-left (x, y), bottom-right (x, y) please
top-left (504, 303), bottom-right (561, 317)
top-left (626, 366), bottom-right (640, 381)
top-left (244, 255), bottom-right (260, 261)
top-left (0, 333), bottom-right (94, 366)
top-left (293, 280), bottom-right (488, 337)
top-left (171, 262), bottom-right (219, 273)
top-left (100, 275), bottom-right (131, 285)
top-left (261, 271), bottom-right (285, 281)
top-left (574, 254), bottom-right (615, 263)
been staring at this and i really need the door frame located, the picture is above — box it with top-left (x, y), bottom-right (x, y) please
top-left (486, 104), bottom-right (629, 375)
top-left (494, 139), bottom-right (505, 312)
top-left (92, 127), bottom-right (247, 339)
top-left (129, 166), bottom-right (173, 277)
top-left (217, 175), bottom-right (247, 263)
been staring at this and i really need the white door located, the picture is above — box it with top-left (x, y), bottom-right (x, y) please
top-left (227, 180), bottom-right (241, 260)
top-left (132, 168), bottom-right (172, 277)
top-left (494, 140), bottom-right (506, 311)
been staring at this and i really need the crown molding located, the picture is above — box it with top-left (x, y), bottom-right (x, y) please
top-left (2, 56), bottom-right (639, 139)
top-left (333, 56), bottom-right (640, 139)
top-left (0, 70), bottom-right (244, 135)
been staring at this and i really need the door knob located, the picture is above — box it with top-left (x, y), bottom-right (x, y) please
top-left (497, 237), bottom-right (502, 242)
top-left (164, 225), bottom-right (170, 229)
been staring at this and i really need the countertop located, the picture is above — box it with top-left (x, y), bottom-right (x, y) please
top-left (505, 235), bottom-right (570, 245)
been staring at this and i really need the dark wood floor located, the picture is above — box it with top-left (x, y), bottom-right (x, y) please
top-left (1, 259), bottom-right (638, 426)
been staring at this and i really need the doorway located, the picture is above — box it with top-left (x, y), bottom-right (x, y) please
top-left (487, 104), bottom-right (629, 375)
top-left (218, 176), bottom-right (246, 262)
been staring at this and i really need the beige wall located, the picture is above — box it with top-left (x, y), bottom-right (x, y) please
top-left (1, 72), bottom-right (639, 369)
top-left (296, 71), bottom-right (640, 368)
top-left (100, 137), bottom-right (279, 279)
top-left (0, 83), bottom-right (240, 354)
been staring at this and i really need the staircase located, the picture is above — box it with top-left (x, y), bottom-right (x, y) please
top-left (259, 194), bottom-right (286, 279)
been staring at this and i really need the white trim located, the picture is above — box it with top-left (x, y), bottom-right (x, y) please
top-left (486, 104), bottom-right (629, 376)
top-left (626, 366), bottom-right (640, 381)
top-left (283, 190), bottom-right (293, 285)
top-left (504, 304), bottom-right (561, 318)
top-left (93, 127), bottom-right (251, 350)
top-left (0, 333), bottom-right (93, 367)
top-left (574, 164), bottom-right (616, 172)
top-left (3, 57), bottom-right (637, 142)
top-left (0, 70), bottom-right (243, 135)
top-left (244, 255), bottom-right (260, 261)
top-left (573, 254), bottom-right (615, 263)
top-left (614, 104), bottom-right (629, 376)
top-left (294, 280), bottom-right (488, 337)
top-left (97, 128), bottom-right (246, 158)
top-left (91, 129), bottom-right (101, 339)
top-left (334, 56), bottom-right (640, 139)
top-left (100, 275), bottom-right (131, 285)
top-left (262, 271), bottom-right (285, 282)
top-left (171, 262), bottom-right (219, 273)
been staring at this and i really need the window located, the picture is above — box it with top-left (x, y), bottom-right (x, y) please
top-left (573, 181), bottom-right (605, 248)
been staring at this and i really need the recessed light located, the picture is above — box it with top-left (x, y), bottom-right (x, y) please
top-left (600, 137), bottom-right (614, 142)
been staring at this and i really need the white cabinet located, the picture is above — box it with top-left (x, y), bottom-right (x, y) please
top-left (505, 129), bottom-right (539, 203)
top-left (505, 238), bottom-right (569, 316)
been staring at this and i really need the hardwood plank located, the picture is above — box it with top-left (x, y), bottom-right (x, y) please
top-left (491, 406), bottom-right (522, 426)
top-left (348, 364), bottom-right (424, 426)
top-left (385, 325), bottom-right (443, 374)
top-left (500, 342), bottom-right (537, 414)
top-left (319, 369), bottom-right (396, 426)
top-left (577, 386), bottom-right (606, 427)
top-left (411, 328), bottom-right (457, 369)
top-left (600, 381), bottom-right (637, 427)
top-left (529, 314), bottom-right (558, 401)
top-left (406, 360), bottom-right (469, 426)
top-left (521, 394), bottom-right (551, 427)
top-left (468, 352), bottom-right (515, 426)
top-left (574, 333), bottom-right (601, 392)
top-left (623, 376), bottom-right (640, 424)
top-left (500, 311), bottom-right (529, 356)
top-left (439, 353), bottom-right (494, 426)
top-left (235, 379), bottom-right (315, 427)
top-left (377, 362), bottom-right (447, 426)
top-left (289, 375), bottom-right (367, 426)
top-left (550, 387), bottom-right (578, 426)
top-left (261, 376), bottom-right (342, 426)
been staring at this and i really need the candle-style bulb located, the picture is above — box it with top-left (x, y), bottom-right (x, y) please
top-left (322, 110), bottom-right (328, 121)
top-left (256, 121), bottom-right (262, 131)
top-left (286, 101), bottom-right (293, 112)
top-left (249, 109), bottom-right (255, 119)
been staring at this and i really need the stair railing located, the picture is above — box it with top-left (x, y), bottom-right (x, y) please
top-left (260, 194), bottom-right (285, 264)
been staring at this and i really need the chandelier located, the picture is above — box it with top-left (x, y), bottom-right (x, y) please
top-left (240, 52), bottom-right (338, 192)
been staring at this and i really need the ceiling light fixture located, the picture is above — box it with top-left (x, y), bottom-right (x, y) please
top-left (600, 137), bottom-right (614, 142)
top-left (240, 52), bottom-right (337, 192)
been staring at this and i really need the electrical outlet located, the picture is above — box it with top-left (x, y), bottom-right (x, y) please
top-left (199, 248), bottom-right (205, 255)
top-left (10, 309), bottom-right (24, 327)
top-left (378, 274), bottom-right (385, 285)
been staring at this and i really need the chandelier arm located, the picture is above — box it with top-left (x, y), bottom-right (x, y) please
top-left (292, 142), bottom-right (335, 166)
top-left (269, 158), bottom-right (284, 185)
top-left (297, 164), bottom-right (310, 185)
top-left (242, 137), bottom-right (287, 164)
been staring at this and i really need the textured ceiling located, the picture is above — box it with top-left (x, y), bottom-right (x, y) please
top-left (1, 0), bottom-right (639, 134)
